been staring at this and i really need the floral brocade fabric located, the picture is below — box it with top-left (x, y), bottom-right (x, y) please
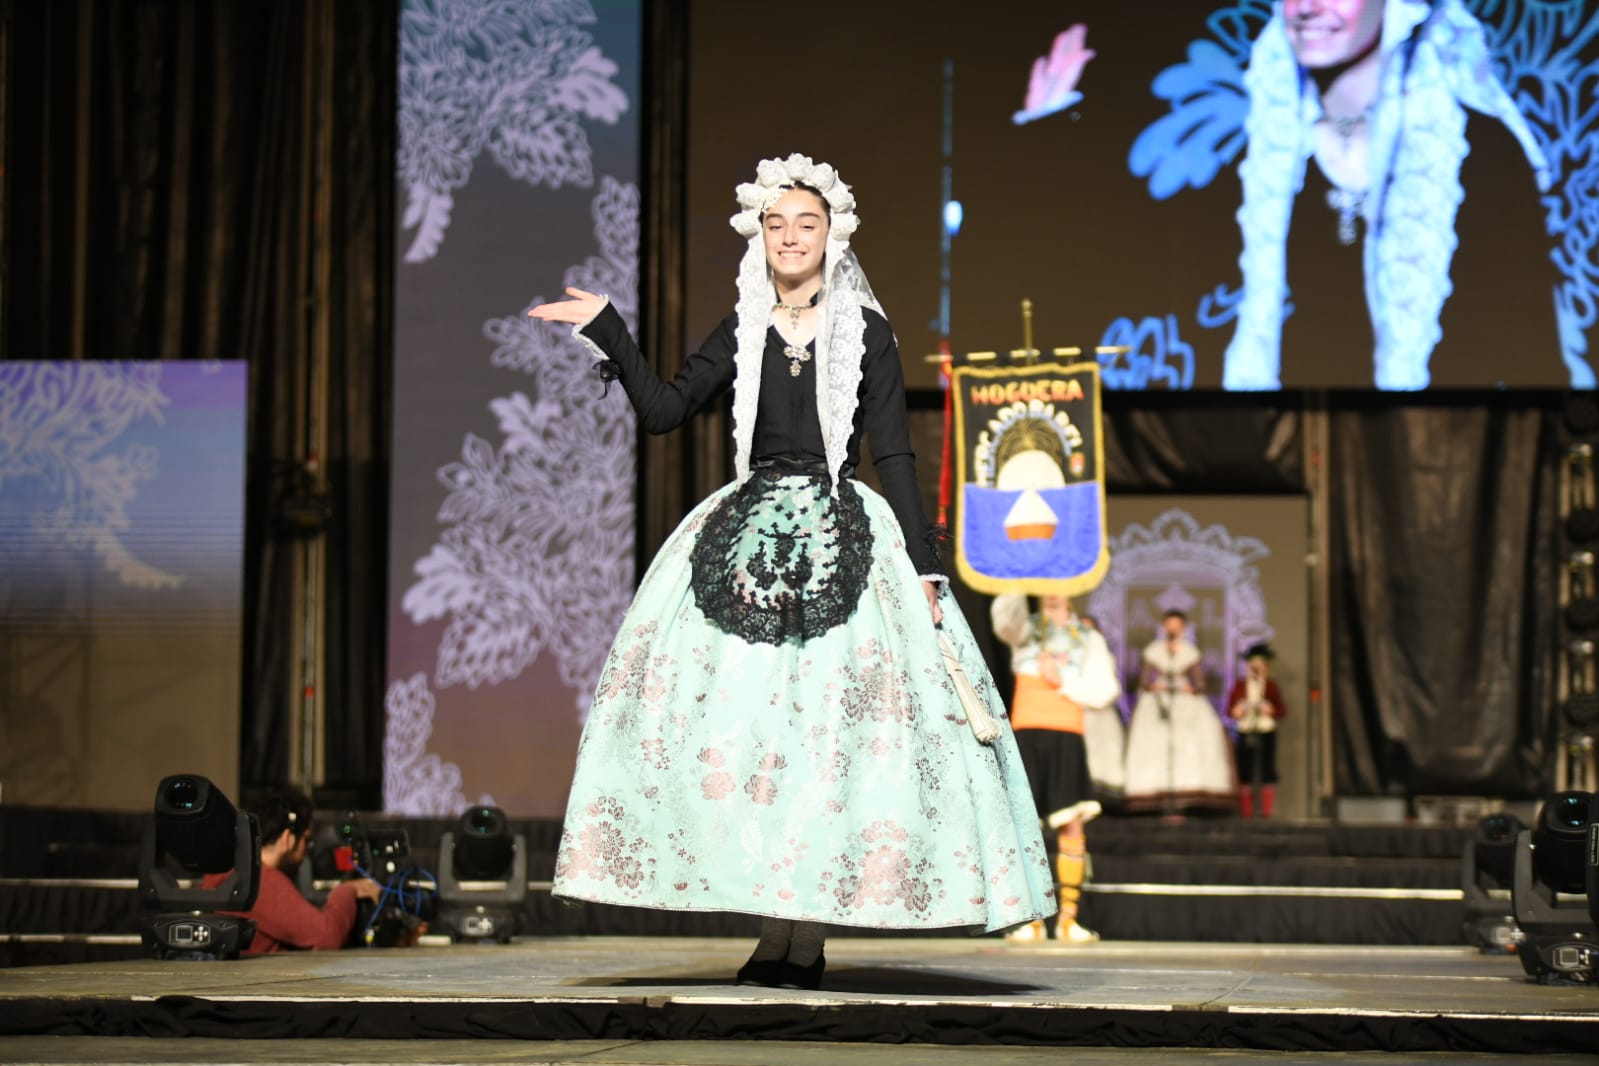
top-left (688, 471), bottom-right (873, 645)
top-left (553, 475), bottom-right (1056, 932)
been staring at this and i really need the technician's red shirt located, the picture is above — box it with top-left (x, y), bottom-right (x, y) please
top-left (202, 865), bottom-right (360, 955)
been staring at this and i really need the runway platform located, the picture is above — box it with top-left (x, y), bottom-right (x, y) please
top-left (1, 938), bottom-right (1594, 1059)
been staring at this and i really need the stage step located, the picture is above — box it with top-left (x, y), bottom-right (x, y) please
top-left (2, 809), bottom-right (1480, 964)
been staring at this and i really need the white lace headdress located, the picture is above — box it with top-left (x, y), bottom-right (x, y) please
top-left (1224, 0), bottom-right (1550, 390)
top-left (727, 154), bottom-right (886, 493)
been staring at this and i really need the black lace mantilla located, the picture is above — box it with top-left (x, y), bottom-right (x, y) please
top-left (689, 470), bottom-right (874, 646)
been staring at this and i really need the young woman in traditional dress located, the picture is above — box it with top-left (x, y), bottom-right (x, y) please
top-left (530, 154), bottom-right (1054, 989)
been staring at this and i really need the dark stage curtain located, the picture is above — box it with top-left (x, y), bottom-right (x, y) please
top-left (3, 0), bottom-right (396, 798)
top-left (316, 2), bottom-right (395, 801)
top-left (1328, 403), bottom-right (1561, 797)
top-left (637, 0), bottom-right (730, 566)
top-left (1101, 396), bottom-right (1304, 493)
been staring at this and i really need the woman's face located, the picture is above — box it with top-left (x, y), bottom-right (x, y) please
top-left (763, 187), bottom-right (830, 289)
top-left (1040, 594), bottom-right (1071, 615)
top-left (1283, 0), bottom-right (1384, 69)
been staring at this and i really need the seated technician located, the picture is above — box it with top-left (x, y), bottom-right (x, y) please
top-left (203, 786), bottom-right (380, 955)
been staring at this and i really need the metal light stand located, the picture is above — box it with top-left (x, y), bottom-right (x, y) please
top-left (1563, 441), bottom-right (1599, 792)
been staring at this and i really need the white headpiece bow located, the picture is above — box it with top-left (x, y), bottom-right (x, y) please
top-left (727, 154), bottom-right (886, 494)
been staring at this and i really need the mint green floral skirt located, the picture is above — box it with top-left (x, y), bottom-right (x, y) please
top-left (552, 472), bottom-right (1055, 932)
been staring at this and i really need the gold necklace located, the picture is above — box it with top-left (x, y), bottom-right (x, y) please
top-left (774, 298), bottom-right (815, 377)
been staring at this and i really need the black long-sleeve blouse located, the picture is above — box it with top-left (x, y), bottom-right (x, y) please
top-left (578, 301), bottom-right (944, 577)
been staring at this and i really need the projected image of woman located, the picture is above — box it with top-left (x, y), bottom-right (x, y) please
top-left (1223, 0), bottom-right (1561, 389)
top-left (530, 155), bottom-right (1054, 990)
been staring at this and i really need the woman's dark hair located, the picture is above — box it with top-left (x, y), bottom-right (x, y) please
top-left (762, 181), bottom-right (831, 219)
top-left (250, 786), bottom-right (313, 844)
top-left (1162, 609), bottom-right (1188, 623)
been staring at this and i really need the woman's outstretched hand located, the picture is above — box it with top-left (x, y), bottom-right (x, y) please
top-left (923, 580), bottom-right (944, 626)
top-left (528, 287), bottom-right (606, 325)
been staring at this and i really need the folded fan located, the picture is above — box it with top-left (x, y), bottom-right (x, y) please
top-left (939, 631), bottom-right (1002, 744)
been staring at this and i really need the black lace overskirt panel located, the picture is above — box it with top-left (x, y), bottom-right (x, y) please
top-left (689, 472), bottom-right (874, 645)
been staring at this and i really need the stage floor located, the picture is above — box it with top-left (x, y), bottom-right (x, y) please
top-left (1, 938), bottom-right (1594, 1059)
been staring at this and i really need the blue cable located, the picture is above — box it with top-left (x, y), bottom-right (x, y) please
top-left (352, 862), bottom-right (439, 935)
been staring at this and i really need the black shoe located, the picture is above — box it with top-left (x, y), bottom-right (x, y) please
top-left (775, 952), bottom-right (825, 991)
top-left (736, 957), bottom-right (784, 987)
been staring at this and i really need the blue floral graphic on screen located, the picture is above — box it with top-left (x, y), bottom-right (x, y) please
top-left (1128, 0), bottom-right (1599, 385)
top-left (1483, 1), bottom-right (1599, 383)
top-left (1559, 141), bottom-right (1599, 380)
top-left (1127, 1), bottom-right (1272, 201)
top-left (1197, 283), bottom-right (1247, 331)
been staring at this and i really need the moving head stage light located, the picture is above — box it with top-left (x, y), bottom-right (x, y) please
top-left (1461, 812), bottom-right (1523, 953)
top-left (137, 774), bottom-right (260, 960)
top-left (437, 805), bottom-right (527, 943)
top-left (1512, 791), bottom-right (1598, 984)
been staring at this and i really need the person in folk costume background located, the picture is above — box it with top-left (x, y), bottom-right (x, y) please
top-left (1078, 613), bottom-right (1127, 805)
top-left (1228, 642), bottom-right (1288, 818)
top-left (531, 154), bottom-right (1054, 991)
top-left (1123, 609), bottom-right (1236, 813)
top-left (992, 593), bottom-right (1121, 943)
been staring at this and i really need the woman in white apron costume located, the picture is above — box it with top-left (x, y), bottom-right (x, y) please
top-left (1123, 610), bottom-right (1236, 812)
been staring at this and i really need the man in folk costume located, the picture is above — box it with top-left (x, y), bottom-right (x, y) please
top-left (1124, 610), bottom-right (1236, 812)
top-left (992, 593), bottom-right (1120, 943)
top-left (1228, 642), bottom-right (1288, 818)
top-left (532, 155), bottom-right (1054, 990)
top-left (1224, 0), bottom-right (1561, 389)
